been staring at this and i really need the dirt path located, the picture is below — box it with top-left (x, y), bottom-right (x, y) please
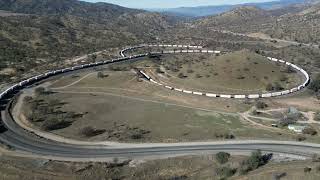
top-left (51, 72), bottom-right (96, 89)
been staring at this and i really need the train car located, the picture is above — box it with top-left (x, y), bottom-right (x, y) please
top-left (271, 58), bottom-right (278, 62)
top-left (139, 71), bottom-right (151, 80)
top-left (207, 50), bottom-right (214, 53)
top-left (220, 94), bottom-right (232, 98)
top-left (234, 95), bottom-right (246, 99)
top-left (271, 92), bottom-right (282, 97)
top-left (248, 94), bottom-right (260, 99)
top-left (181, 50), bottom-right (188, 53)
top-left (178, 45), bottom-right (183, 48)
top-left (194, 50), bottom-right (200, 53)
top-left (150, 79), bottom-right (157, 84)
top-left (214, 51), bottom-right (221, 54)
top-left (193, 91), bottom-right (203, 96)
top-left (285, 62), bottom-right (292, 66)
top-left (187, 50), bottom-right (194, 53)
top-left (261, 93), bottom-right (272, 98)
top-left (183, 90), bottom-right (192, 94)
top-left (165, 86), bottom-right (173, 90)
top-left (174, 88), bottom-right (183, 92)
top-left (279, 60), bottom-right (285, 63)
top-left (290, 87), bottom-right (298, 93)
top-left (206, 93), bottom-right (217, 97)
top-left (281, 90), bottom-right (290, 95)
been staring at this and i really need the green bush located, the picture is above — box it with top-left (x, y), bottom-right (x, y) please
top-left (309, 74), bottom-right (320, 93)
top-left (216, 166), bottom-right (236, 178)
top-left (216, 152), bottom-right (231, 164)
top-left (239, 150), bottom-right (271, 174)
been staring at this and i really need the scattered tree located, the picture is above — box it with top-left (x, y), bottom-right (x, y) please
top-left (239, 150), bottom-right (272, 174)
top-left (216, 152), bottom-right (231, 164)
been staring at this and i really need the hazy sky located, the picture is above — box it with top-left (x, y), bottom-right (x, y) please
top-left (82, 0), bottom-right (276, 9)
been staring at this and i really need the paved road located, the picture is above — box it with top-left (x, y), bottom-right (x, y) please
top-left (2, 89), bottom-right (320, 161)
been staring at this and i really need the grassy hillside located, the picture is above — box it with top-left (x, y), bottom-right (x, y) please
top-left (195, 3), bottom-right (320, 44)
top-left (152, 50), bottom-right (301, 94)
top-left (0, 0), bottom-right (176, 84)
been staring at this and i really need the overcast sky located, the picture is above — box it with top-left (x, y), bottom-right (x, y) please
top-left (82, 0), bottom-right (276, 9)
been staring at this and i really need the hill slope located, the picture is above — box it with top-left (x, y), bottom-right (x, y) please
top-left (0, 0), bottom-right (176, 83)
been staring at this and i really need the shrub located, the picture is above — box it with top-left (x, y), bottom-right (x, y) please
top-left (272, 172), bottom-right (287, 180)
top-left (215, 152), bottom-right (231, 164)
top-left (97, 72), bottom-right (105, 78)
top-left (309, 74), bottom-right (320, 93)
top-left (266, 83), bottom-right (273, 91)
top-left (296, 135), bottom-right (306, 141)
top-left (195, 74), bottom-right (202, 78)
top-left (178, 73), bottom-right (187, 79)
top-left (256, 101), bottom-right (268, 109)
top-left (42, 119), bottom-right (72, 131)
top-left (187, 69), bottom-right (194, 73)
top-left (216, 166), bottom-right (236, 178)
top-left (279, 75), bottom-right (288, 82)
top-left (156, 68), bottom-right (164, 74)
top-left (302, 127), bottom-right (317, 136)
top-left (80, 126), bottom-right (106, 137)
top-left (23, 96), bottom-right (33, 102)
top-left (239, 150), bottom-right (272, 174)
top-left (304, 167), bottom-right (312, 173)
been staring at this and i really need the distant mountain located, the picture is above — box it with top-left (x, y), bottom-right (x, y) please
top-left (149, 0), bottom-right (312, 17)
top-left (194, 2), bottom-right (320, 44)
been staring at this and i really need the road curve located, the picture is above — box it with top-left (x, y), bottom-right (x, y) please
top-left (0, 44), bottom-right (318, 161)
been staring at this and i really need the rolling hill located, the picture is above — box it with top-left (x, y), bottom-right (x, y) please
top-left (0, 0), bottom-right (176, 83)
top-left (149, 0), bottom-right (314, 17)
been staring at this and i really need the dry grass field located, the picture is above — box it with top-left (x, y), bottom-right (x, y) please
top-left (17, 64), bottom-right (311, 143)
top-left (0, 154), bottom-right (320, 180)
top-left (150, 50), bottom-right (302, 94)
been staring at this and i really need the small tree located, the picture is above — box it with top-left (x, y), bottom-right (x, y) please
top-left (216, 152), bottom-right (231, 164)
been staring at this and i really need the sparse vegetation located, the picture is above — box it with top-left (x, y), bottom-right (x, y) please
top-left (80, 126), bottom-right (106, 137)
top-left (239, 150), bottom-right (272, 175)
top-left (215, 152), bottom-right (231, 164)
top-left (255, 101), bottom-right (268, 109)
top-left (216, 166), bottom-right (236, 179)
top-left (303, 127), bottom-right (317, 136)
